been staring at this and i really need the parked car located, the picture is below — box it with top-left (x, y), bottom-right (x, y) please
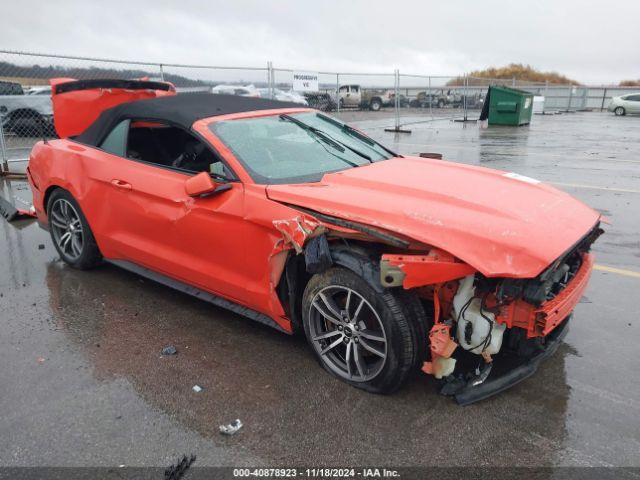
top-left (0, 80), bottom-right (25, 95)
top-left (337, 84), bottom-right (397, 111)
top-left (0, 82), bottom-right (54, 137)
top-left (25, 86), bottom-right (53, 96)
top-left (28, 78), bottom-right (602, 405)
top-left (257, 88), bottom-right (308, 105)
top-left (210, 84), bottom-right (260, 97)
top-left (303, 92), bottom-right (335, 111)
top-left (410, 91), bottom-right (448, 108)
top-left (608, 93), bottom-right (640, 116)
top-left (459, 92), bottom-right (485, 109)
top-left (410, 89), bottom-right (484, 109)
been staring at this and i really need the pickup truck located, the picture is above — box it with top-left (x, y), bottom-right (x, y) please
top-left (0, 82), bottom-right (54, 137)
top-left (337, 84), bottom-right (402, 111)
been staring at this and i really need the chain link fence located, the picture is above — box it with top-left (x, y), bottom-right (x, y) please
top-left (2, 49), bottom-right (639, 174)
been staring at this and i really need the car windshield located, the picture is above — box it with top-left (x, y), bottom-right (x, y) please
top-left (209, 112), bottom-right (394, 184)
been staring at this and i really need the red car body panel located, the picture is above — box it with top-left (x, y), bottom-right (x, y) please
top-left (493, 252), bottom-right (594, 337)
top-left (265, 156), bottom-right (600, 278)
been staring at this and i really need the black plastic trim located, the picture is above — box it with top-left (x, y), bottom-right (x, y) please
top-left (454, 315), bottom-right (571, 406)
top-left (54, 79), bottom-right (173, 95)
top-left (282, 204), bottom-right (410, 249)
top-left (0, 196), bottom-right (19, 221)
top-left (108, 259), bottom-right (289, 334)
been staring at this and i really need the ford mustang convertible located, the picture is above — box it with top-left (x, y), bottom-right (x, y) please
top-left (27, 79), bottom-right (602, 404)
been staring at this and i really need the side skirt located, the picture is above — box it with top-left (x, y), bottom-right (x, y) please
top-left (107, 259), bottom-right (289, 334)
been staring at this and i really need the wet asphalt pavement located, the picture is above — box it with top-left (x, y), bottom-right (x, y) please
top-left (1, 111), bottom-right (639, 469)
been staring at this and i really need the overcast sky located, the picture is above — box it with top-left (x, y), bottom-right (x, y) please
top-left (1, 0), bottom-right (638, 84)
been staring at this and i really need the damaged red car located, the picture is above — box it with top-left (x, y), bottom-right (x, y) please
top-left (27, 78), bottom-right (602, 404)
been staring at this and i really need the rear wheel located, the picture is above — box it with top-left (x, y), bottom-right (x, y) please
top-left (614, 106), bottom-right (626, 116)
top-left (369, 98), bottom-right (382, 111)
top-left (47, 189), bottom-right (102, 269)
top-left (302, 267), bottom-right (419, 393)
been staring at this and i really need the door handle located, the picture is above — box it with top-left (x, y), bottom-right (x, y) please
top-left (111, 179), bottom-right (132, 190)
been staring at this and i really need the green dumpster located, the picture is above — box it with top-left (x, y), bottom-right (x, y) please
top-left (479, 86), bottom-right (533, 126)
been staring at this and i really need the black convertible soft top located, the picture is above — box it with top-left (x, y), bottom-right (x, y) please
top-left (75, 92), bottom-right (305, 146)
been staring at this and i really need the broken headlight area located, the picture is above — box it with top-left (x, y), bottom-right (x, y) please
top-left (419, 226), bottom-right (600, 404)
top-left (495, 224), bottom-right (603, 308)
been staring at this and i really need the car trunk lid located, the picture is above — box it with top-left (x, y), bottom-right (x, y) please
top-left (50, 78), bottom-right (176, 138)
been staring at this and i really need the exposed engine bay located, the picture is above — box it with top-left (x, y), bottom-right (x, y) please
top-left (418, 224), bottom-right (603, 404)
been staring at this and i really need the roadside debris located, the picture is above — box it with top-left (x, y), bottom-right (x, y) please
top-left (0, 196), bottom-right (36, 222)
top-left (161, 345), bottom-right (177, 356)
top-left (192, 385), bottom-right (203, 393)
top-left (38, 244), bottom-right (45, 250)
top-left (219, 419), bottom-right (243, 435)
top-left (164, 454), bottom-right (196, 480)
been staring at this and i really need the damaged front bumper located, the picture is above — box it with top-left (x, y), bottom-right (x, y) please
top-left (447, 314), bottom-right (570, 406)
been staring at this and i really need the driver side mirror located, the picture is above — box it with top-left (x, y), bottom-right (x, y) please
top-left (185, 172), bottom-right (230, 197)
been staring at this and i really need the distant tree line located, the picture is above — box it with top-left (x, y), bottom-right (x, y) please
top-left (447, 63), bottom-right (581, 86)
top-left (0, 61), bottom-right (211, 87)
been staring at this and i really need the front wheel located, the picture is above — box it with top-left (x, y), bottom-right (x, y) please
top-left (302, 267), bottom-right (419, 393)
top-left (369, 99), bottom-right (382, 111)
top-left (47, 189), bottom-right (102, 269)
top-left (614, 106), bottom-right (626, 116)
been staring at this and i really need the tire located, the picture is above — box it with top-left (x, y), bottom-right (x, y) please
top-left (369, 99), bottom-right (382, 111)
top-left (302, 266), bottom-right (419, 393)
top-left (614, 106), bottom-right (625, 116)
top-left (437, 99), bottom-right (446, 109)
top-left (47, 189), bottom-right (102, 269)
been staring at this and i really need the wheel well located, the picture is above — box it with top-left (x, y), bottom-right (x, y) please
top-left (276, 239), bottom-right (387, 333)
top-left (43, 185), bottom-right (64, 213)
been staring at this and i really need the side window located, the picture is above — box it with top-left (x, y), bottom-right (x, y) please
top-left (125, 121), bottom-right (231, 176)
top-left (99, 119), bottom-right (130, 157)
top-left (627, 95), bottom-right (640, 102)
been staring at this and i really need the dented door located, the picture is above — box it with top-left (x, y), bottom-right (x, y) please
top-left (100, 159), bottom-right (250, 303)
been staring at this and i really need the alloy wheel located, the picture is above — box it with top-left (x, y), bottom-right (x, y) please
top-left (308, 286), bottom-right (388, 382)
top-left (50, 199), bottom-right (84, 261)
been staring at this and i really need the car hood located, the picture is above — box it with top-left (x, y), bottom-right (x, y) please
top-left (266, 156), bottom-right (600, 278)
